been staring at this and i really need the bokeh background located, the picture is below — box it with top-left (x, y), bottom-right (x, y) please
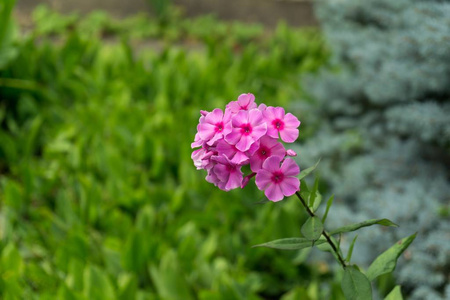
top-left (1, 0), bottom-right (449, 299)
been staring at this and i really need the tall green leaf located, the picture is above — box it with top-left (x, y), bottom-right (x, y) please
top-left (308, 176), bottom-right (320, 209)
top-left (253, 237), bottom-right (326, 250)
top-left (346, 235), bottom-right (358, 263)
top-left (298, 159), bottom-right (321, 181)
top-left (321, 195), bottom-right (334, 223)
top-left (367, 233), bottom-right (417, 281)
top-left (329, 219), bottom-right (398, 236)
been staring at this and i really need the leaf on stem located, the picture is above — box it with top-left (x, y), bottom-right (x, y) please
top-left (308, 176), bottom-right (320, 209)
top-left (298, 159), bottom-right (321, 181)
top-left (252, 237), bottom-right (326, 250)
top-left (301, 216), bottom-right (324, 241)
top-left (384, 286), bottom-right (403, 300)
top-left (321, 195), bottom-right (334, 223)
top-left (329, 219), bottom-right (398, 236)
top-left (346, 235), bottom-right (358, 263)
top-left (300, 180), bottom-right (310, 201)
top-left (341, 266), bottom-right (373, 300)
top-left (366, 233), bottom-right (417, 281)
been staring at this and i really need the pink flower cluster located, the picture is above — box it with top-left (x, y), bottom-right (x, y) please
top-left (191, 93), bottom-right (301, 202)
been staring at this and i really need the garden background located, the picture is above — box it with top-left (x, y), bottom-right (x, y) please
top-left (0, 0), bottom-right (449, 299)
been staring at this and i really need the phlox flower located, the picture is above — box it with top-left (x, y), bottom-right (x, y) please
top-left (210, 155), bottom-right (243, 191)
top-left (255, 156), bottom-right (300, 202)
top-left (191, 147), bottom-right (214, 170)
top-left (263, 107), bottom-right (300, 143)
top-left (249, 136), bottom-right (285, 172)
top-left (197, 108), bottom-right (232, 146)
top-left (225, 109), bottom-right (267, 152)
top-left (226, 93), bottom-right (258, 113)
top-left (192, 92), bottom-right (302, 197)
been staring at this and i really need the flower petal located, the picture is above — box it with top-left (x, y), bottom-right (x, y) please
top-left (198, 122), bottom-right (216, 141)
top-left (269, 141), bottom-right (286, 158)
top-left (262, 156), bottom-right (282, 173)
top-left (266, 127), bottom-right (279, 139)
top-left (251, 123), bottom-right (267, 140)
top-left (248, 109), bottom-right (263, 125)
top-left (216, 140), bottom-right (236, 158)
top-left (255, 169), bottom-right (272, 190)
top-left (279, 127), bottom-right (299, 143)
top-left (225, 129), bottom-right (241, 145)
top-left (213, 164), bottom-right (229, 182)
top-left (280, 177), bottom-right (299, 197)
top-left (232, 151), bottom-right (250, 165)
top-left (225, 171), bottom-right (243, 191)
top-left (265, 184), bottom-right (284, 202)
top-left (272, 107), bottom-right (285, 119)
top-left (250, 154), bottom-right (263, 172)
top-left (284, 113), bottom-right (300, 128)
top-left (236, 135), bottom-right (254, 152)
top-left (205, 108), bottom-right (224, 124)
top-left (280, 158), bottom-right (300, 177)
top-left (232, 110), bottom-right (248, 127)
top-left (237, 93), bottom-right (256, 109)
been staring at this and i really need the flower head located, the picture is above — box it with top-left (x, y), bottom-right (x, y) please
top-left (263, 107), bottom-right (300, 143)
top-left (255, 156), bottom-right (300, 202)
top-left (191, 93), bottom-right (301, 197)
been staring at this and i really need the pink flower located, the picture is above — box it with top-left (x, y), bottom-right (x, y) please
top-left (197, 108), bottom-right (232, 146)
top-left (263, 107), bottom-right (300, 143)
top-left (255, 156), bottom-right (300, 202)
top-left (211, 155), bottom-right (243, 191)
top-left (225, 109), bottom-right (267, 152)
top-left (191, 132), bottom-right (204, 148)
top-left (191, 147), bottom-right (214, 170)
top-left (226, 93), bottom-right (258, 113)
top-left (249, 136), bottom-right (286, 172)
top-left (216, 139), bottom-right (259, 165)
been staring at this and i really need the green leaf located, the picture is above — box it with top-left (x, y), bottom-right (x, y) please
top-left (298, 159), bottom-right (321, 181)
top-left (83, 265), bottom-right (116, 300)
top-left (1, 243), bottom-right (24, 273)
top-left (346, 235), bottom-right (358, 263)
top-left (329, 219), bottom-right (398, 236)
top-left (308, 176), bottom-right (319, 209)
top-left (321, 195), bottom-right (334, 223)
top-left (301, 216), bottom-right (324, 241)
top-left (384, 286), bottom-right (403, 300)
top-left (300, 179), bottom-right (310, 201)
top-left (312, 190), bottom-right (323, 212)
top-left (367, 233), bottom-right (417, 281)
top-left (253, 237), bottom-right (326, 250)
top-left (341, 266), bottom-right (373, 300)
top-left (149, 250), bottom-right (193, 300)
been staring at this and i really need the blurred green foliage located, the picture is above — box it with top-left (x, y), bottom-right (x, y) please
top-left (0, 3), bottom-right (335, 299)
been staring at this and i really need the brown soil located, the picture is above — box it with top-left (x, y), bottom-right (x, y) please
top-left (15, 0), bottom-right (317, 28)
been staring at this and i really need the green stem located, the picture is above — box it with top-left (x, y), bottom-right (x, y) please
top-left (295, 191), bottom-right (347, 269)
